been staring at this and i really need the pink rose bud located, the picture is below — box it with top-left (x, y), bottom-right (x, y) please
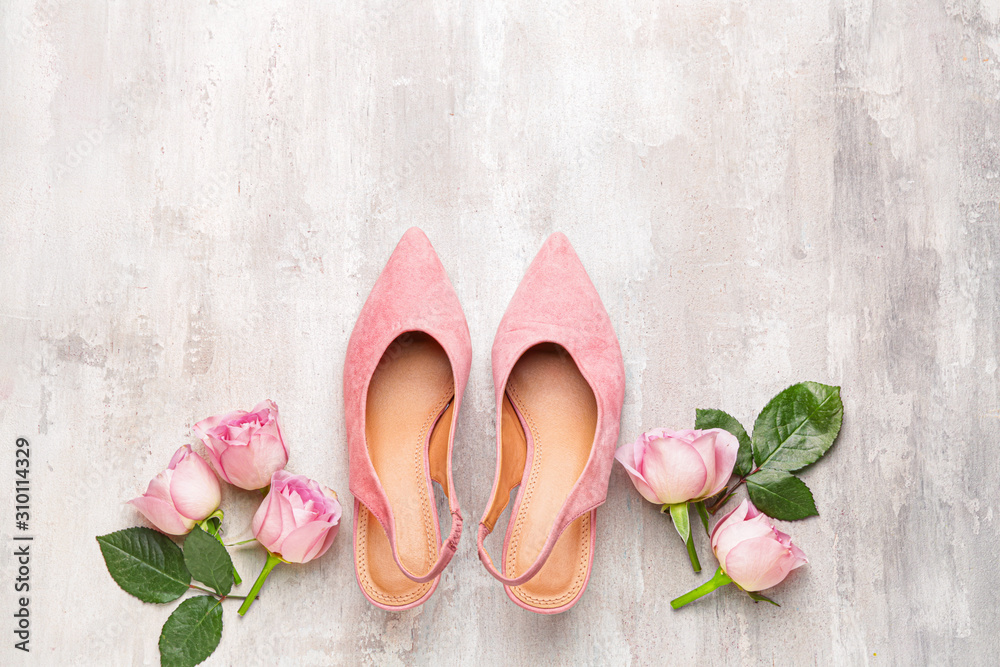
top-left (615, 428), bottom-right (739, 505)
top-left (711, 499), bottom-right (808, 592)
top-left (194, 400), bottom-right (289, 490)
top-left (128, 445), bottom-right (222, 535)
top-left (251, 470), bottom-right (342, 564)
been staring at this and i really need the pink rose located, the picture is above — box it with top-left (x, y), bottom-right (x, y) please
top-left (251, 470), bottom-right (342, 563)
top-left (615, 428), bottom-right (739, 505)
top-left (194, 400), bottom-right (289, 490)
top-left (711, 499), bottom-right (808, 592)
top-left (128, 445), bottom-right (221, 535)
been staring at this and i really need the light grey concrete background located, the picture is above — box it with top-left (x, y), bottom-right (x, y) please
top-left (2, 0), bottom-right (999, 665)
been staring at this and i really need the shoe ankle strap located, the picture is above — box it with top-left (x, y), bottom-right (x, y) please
top-left (372, 505), bottom-right (463, 584)
top-left (477, 520), bottom-right (559, 587)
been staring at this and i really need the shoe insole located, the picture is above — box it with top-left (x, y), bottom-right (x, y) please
top-left (356, 332), bottom-right (454, 608)
top-left (503, 343), bottom-right (598, 610)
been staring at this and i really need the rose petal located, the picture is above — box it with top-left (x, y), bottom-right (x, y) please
top-left (254, 432), bottom-right (289, 474)
top-left (128, 496), bottom-right (195, 535)
top-left (303, 521), bottom-right (340, 562)
top-left (218, 445), bottom-right (269, 490)
top-left (615, 442), bottom-right (662, 504)
top-left (170, 454), bottom-right (221, 521)
top-left (226, 424), bottom-right (252, 445)
top-left (624, 468), bottom-right (664, 504)
top-left (705, 429), bottom-right (739, 498)
top-left (251, 491), bottom-right (278, 546)
top-left (309, 522), bottom-right (340, 562)
top-left (631, 437), bottom-right (647, 472)
top-left (167, 445), bottom-right (193, 470)
top-left (250, 399), bottom-right (278, 417)
top-left (277, 521), bottom-right (336, 563)
top-left (291, 506), bottom-right (316, 524)
top-left (724, 536), bottom-right (798, 592)
top-left (265, 407), bottom-right (289, 461)
top-left (203, 433), bottom-right (231, 458)
top-left (201, 437), bottom-right (231, 484)
top-left (713, 515), bottom-right (775, 567)
top-left (325, 494), bottom-right (343, 524)
top-left (671, 429), bottom-right (700, 442)
top-left (194, 410), bottom-right (247, 439)
top-left (788, 542), bottom-right (808, 569)
top-left (252, 489), bottom-right (295, 552)
top-left (615, 438), bottom-right (640, 470)
top-left (711, 498), bottom-right (752, 547)
top-left (270, 469), bottom-right (294, 493)
top-left (144, 469), bottom-right (175, 504)
top-left (297, 479), bottom-right (335, 507)
top-left (640, 438), bottom-right (708, 505)
top-left (688, 433), bottom-right (719, 498)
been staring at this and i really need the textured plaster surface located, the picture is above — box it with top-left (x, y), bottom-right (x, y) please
top-left (1, 1), bottom-right (999, 665)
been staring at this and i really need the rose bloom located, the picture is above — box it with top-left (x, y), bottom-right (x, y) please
top-left (194, 400), bottom-right (289, 490)
top-left (711, 499), bottom-right (808, 591)
top-left (129, 445), bottom-right (221, 535)
top-left (615, 428), bottom-right (738, 505)
top-left (252, 470), bottom-right (342, 564)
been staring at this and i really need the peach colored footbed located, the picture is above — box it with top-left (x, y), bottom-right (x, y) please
top-left (502, 344), bottom-right (598, 610)
top-left (355, 333), bottom-right (454, 608)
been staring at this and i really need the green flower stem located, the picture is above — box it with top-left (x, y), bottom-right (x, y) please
top-left (708, 468), bottom-right (762, 515)
top-left (238, 552), bottom-right (282, 617)
top-left (225, 539), bottom-right (258, 547)
top-left (662, 502), bottom-right (700, 572)
top-left (707, 484), bottom-right (740, 514)
top-left (670, 567), bottom-right (733, 610)
top-left (188, 584), bottom-right (252, 601)
top-left (684, 531), bottom-right (702, 573)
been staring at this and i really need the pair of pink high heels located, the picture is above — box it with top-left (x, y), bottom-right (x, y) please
top-left (344, 228), bottom-right (625, 614)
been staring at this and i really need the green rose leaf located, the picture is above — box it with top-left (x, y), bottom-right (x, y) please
top-left (159, 595), bottom-right (223, 667)
top-left (96, 527), bottom-right (191, 603)
top-left (696, 408), bottom-right (754, 477)
top-left (211, 532), bottom-right (243, 586)
top-left (184, 526), bottom-right (234, 596)
top-left (751, 382), bottom-right (843, 472)
top-left (747, 591), bottom-right (780, 606)
top-left (746, 469), bottom-right (818, 520)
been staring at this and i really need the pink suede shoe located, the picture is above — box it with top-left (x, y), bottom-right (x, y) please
top-left (477, 233), bottom-right (626, 613)
top-left (345, 228), bottom-right (471, 611)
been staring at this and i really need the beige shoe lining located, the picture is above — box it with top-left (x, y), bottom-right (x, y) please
top-left (503, 344), bottom-right (598, 610)
top-left (355, 332), bottom-right (454, 608)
